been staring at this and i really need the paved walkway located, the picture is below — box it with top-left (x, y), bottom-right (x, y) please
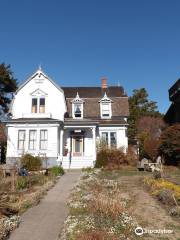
top-left (9, 170), bottom-right (81, 240)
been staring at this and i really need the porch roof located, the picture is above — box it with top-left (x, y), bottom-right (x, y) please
top-left (64, 118), bottom-right (127, 126)
top-left (4, 118), bottom-right (63, 124)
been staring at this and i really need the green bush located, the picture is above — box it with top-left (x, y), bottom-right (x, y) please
top-left (49, 166), bottom-right (64, 176)
top-left (16, 177), bottom-right (29, 190)
top-left (20, 154), bottom-right (42, 171)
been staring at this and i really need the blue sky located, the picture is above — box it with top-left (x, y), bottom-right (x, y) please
top-left (1, 0), bottom-right (180, 113)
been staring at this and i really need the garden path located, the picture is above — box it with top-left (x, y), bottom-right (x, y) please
top-left (9, 170), bottom-right (81, 240)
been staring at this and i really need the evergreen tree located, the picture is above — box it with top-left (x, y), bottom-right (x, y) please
top-left (128, 88), bottom-right (161, 140)
top-left (0, 63), bottom-right (17, 117)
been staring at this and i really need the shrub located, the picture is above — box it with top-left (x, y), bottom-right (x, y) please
top-left (126, 145), bottom-right (138, 166)
top-left (153, 171), bottom-right (162, 179)
top-left (49, 166), bottom-right (64, 176)
top-left (96, 148), bottom-right (131, 169)
top-left (20, 154), bottom-right (42, 171)
top-left (16, 177), bottom-right (29, 190)
top-left (89, 192), bottom-right (124, 219)
top-left (95, 149), bottom-right (108, 168)
top-left (169, 207), bottom-right (180, 218)
top-left (157, 189), bottom-right (175, 206)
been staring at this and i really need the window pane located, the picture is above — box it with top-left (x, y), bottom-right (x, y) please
top-left (18, 130), bottom-right (25, 150)
top-left (74, 104), bottom-right (81, 118)
top-left (39, 98), bottom-right (45, 113)
top-left (29, 130), bottom-right (37, 150)
top-left (40, 130), bottom-right (48, 150)
top-left (32, 98), bottom-right (37, 113)
top-left (110, 132), bottom-right (117, 147)
top-left (102, 103), bottom-right (110, 117)
top-left (102, 132), bottom-right (108, 144)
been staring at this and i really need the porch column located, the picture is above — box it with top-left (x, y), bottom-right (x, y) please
top-left (92, 127), bottom-right (96, 161)
top-left (60, 129), bottom-right (64, 161)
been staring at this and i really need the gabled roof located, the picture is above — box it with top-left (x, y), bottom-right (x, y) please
top-left (16, 67), bottom-right (64, 94)
top-left (62, 86), bottom-right (127, 98)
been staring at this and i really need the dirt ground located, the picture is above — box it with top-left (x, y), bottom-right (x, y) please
top-left (117, 175), bottom-right (180, 240)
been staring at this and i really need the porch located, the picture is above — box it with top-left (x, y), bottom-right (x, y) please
top-left (60, 123), bottom-right (97, 169)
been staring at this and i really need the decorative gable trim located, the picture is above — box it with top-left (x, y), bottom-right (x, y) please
top-left (30, 88), bottom-right (48, 97)
top-left (16, 67), bottom-right (64, 94)
top-left (99, 92), bottom-right (113, 103)
top-left (71, 92), bottom-right (84, 103)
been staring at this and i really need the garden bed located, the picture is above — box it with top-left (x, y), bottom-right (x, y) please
top-left (0, 171), bottom-right (61, 240)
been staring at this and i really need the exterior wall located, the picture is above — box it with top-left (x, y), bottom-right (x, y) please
top-left (99, 126), bottom-right (128, 151)
top-left (12, 74), bottom-right (66, 121)
top-left (6, 123), bottom-right (60, 167)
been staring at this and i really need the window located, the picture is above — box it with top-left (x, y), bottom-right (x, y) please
top-left (32, 98), bottom-right (38, 113)
top-left (74, 103), bottom-right (82, 118)
top-left (101, 132), bottom-right (108, 145)
top-left (18, 130), bottom-right (26, 150)
top-left (101, 132), bottom-right (117, 148)
top-left (101, 103), bottom-right (110, 118)
top-left (39, 98), bottom-right (45, 113)
top-left (110, 132), bottom-right (117, 147)
top-left (29, 130), bottom-right (37, 150)
top-left (40, 130), bottom-right (48, 150)
top-left (31, 97), bottom-right (45, 113)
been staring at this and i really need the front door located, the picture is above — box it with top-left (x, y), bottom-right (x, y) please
top-left (72, 136), bottom-right (84, 156)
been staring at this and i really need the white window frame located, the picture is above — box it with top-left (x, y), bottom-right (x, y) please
top-left (100, 131), bottom-right (117, 148)
top-left (18, 130), bottom-right (26, 150)
top-left (72, 103), bottom-right (83, 119)
top-left (31, 97), bottom-right (45, 113)
top-left (99, 92), bottom-right (112, 119)
top-left (29, 130), bottom-right (37, 150)
top-left (40, 130), bottom-right (48, 150)
top-left (71, 92), bottom-right (84, 119)
top-left (100, 102), bottom-right (112, 119)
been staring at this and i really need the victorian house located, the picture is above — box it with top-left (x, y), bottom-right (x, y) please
top-left (5, 68), bottom-right (129, 169)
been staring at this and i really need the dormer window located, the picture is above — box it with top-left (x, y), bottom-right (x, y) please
top-left (72, 92), bottom-right (84, 119)
top-left (101, 103), bottom-right (110, 117)
top-left (99, 92), bottom-right (112, 119)
top-left (74, 103), bottom-right (82, 118)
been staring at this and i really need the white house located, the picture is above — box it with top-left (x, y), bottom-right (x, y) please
top-left (5, 68), bottom-right (129, 169)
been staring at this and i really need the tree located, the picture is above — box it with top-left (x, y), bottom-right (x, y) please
top-left (128, 88), bottom-right (161, 140)
top-left (136, 116), bottom-right (166, 159)
top-left (159, 124), bottom-right (180, 165)
top-left (0, 63), bottom-right (17, 117)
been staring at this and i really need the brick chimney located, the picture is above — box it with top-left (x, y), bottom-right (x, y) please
top-left (101, 77), bottom-right (107, 89)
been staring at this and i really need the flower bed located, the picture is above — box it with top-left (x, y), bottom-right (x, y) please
top-left (60, 169), bottom-right (139, 240)
top-left (0, 172), bottom-right (60, 239)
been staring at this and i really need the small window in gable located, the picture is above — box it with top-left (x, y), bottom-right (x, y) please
top-left (31, 89), bottom-right (47, 114)
top-left (99, 92), bottom-right (112, 119)
top-left (32, 98), bottom-right (38, 113)
top-left (72, 92), bottom-right (84, 119)
top-left (39, 98), bottom-right (45, 113)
